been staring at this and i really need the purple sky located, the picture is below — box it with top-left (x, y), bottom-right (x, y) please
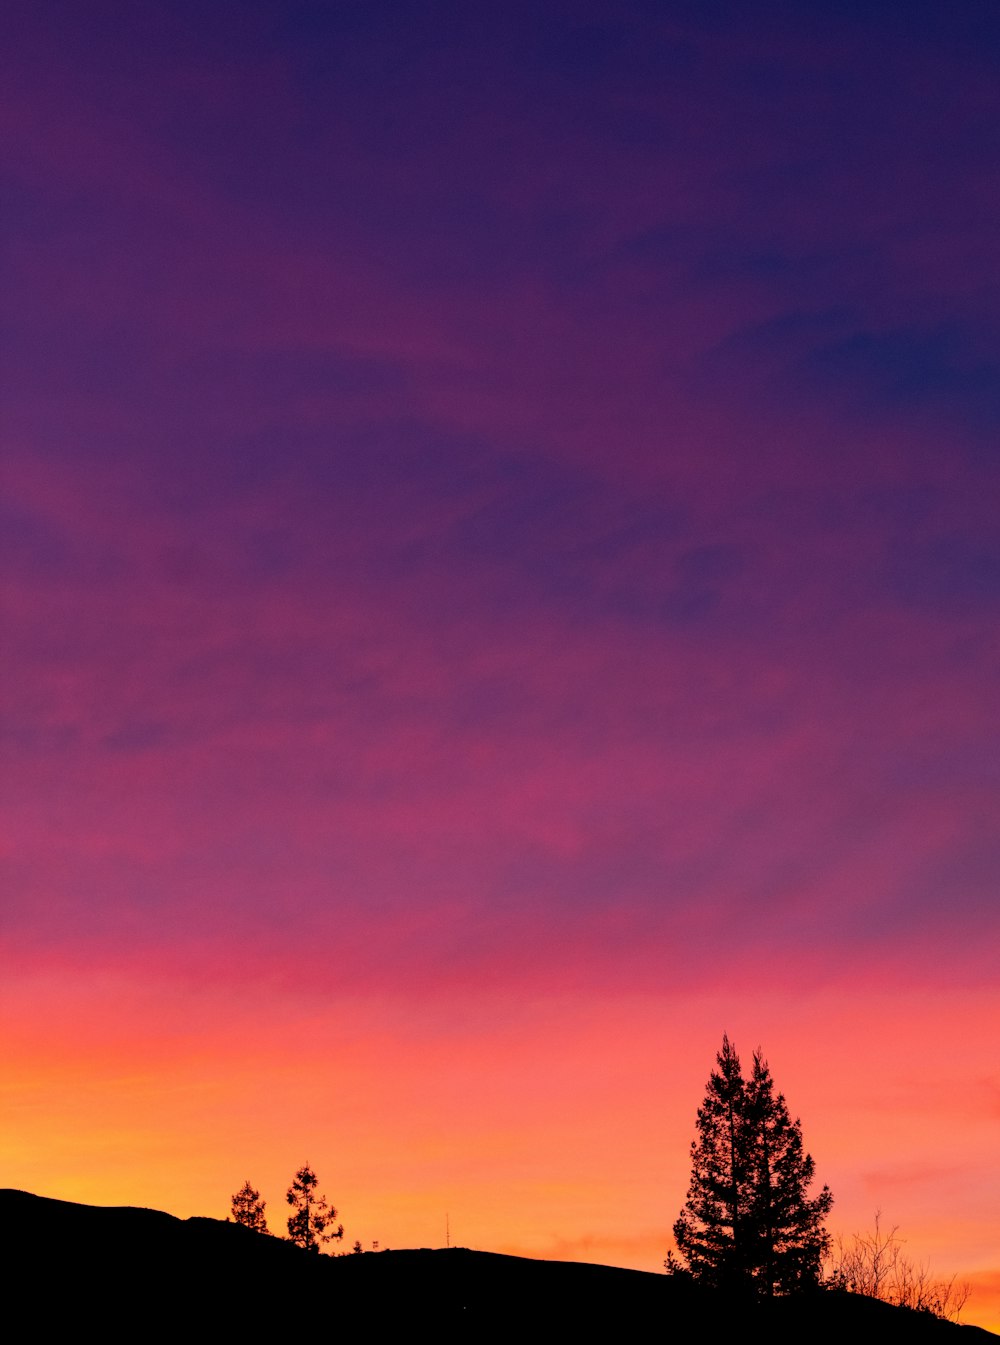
top-left (2, 2), bottom-right (999, 1311)
top-left (6, 0), bottom-right (998, 988)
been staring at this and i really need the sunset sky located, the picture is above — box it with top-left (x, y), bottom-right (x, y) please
top-left (2, 0), bottom-right (998, 1329)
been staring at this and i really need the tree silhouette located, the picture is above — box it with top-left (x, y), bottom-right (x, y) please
top-left (230, 1179), bottom-right (269, 1234)
top-left (743, 1047), bottom-right (833, 1293)
top-left (672, 1035), bottom-right (832, 1296)
top-left (285, 1163), bottom-right (343, 1253)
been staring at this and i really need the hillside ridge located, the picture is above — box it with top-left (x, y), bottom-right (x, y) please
top-left (3, 1189), bottom-right (994, 1341)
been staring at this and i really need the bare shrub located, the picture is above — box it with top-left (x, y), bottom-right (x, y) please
top-left (826, 1211), bottom-right (971, 1323)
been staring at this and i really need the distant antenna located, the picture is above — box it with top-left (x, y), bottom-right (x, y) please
top-left (446, 1211), bottom-right (450, 1248)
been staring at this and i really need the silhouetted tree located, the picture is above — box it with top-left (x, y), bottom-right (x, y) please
top-left (672, 1035), bottom-right (832, 1297)
top-left (285, 1163), bottom-right (343, 1253)
top-left (744, 1047), bottom-right (832, 1294)
top-left (230, 1179), bottom-right (269, 1234)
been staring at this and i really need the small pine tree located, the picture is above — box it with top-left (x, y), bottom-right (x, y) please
top-left (672, 1035), bottom-right (832, 1297)
top-left (285, 1163), bottom-right (343, 1253)
top-left (230, 1180), bottom-right (269, 1235)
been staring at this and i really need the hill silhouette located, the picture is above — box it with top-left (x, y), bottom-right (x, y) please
top-left (4, 1190), bottom-right (995, 1341)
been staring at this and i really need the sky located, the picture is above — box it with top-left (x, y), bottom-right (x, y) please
top-left (2, 0), bottom-right (998, 1327)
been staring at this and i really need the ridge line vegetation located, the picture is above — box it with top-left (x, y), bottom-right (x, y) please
top-left (826, 1210), bottom-right (972, 1324)
top-left (227, 1038), bottom-right (974, 1325)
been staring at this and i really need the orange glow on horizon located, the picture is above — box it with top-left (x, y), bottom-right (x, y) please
top-left (5, 5), bottom-right (997, 1335)
top-left (4, 969), bottom-right (997, 1331)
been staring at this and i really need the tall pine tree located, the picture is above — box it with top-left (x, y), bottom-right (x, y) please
top-left (744, 1048), bottom-right (832, 1294)
top-left (672, 1035), bottom-right (832, 1296)
top-left (672, 1034), bottom-right (753, 1292)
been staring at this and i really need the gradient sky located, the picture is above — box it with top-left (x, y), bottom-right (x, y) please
top-left (2, 0), bottom-right (999, 1328)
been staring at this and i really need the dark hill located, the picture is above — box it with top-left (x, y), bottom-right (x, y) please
top-left (3, 1190), bottom-right (994, 1341)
